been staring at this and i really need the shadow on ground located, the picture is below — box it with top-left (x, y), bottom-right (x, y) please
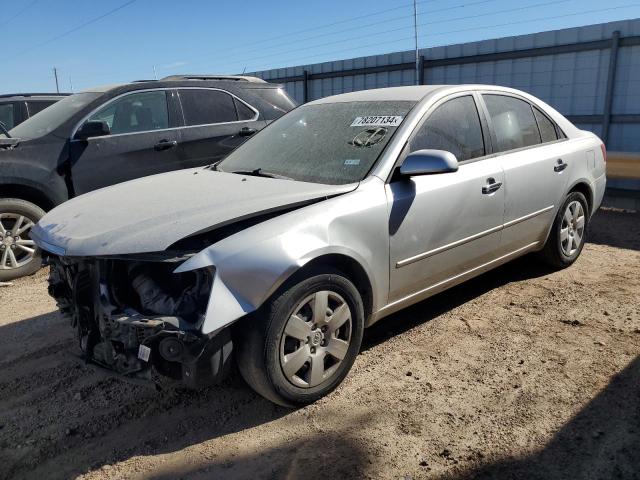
top-left (440, 356), bottom-right (640, 480)
top-left (0, 206), bottom-right (635, 479)
top-left (588, 208), bottom-right (640, 251)
top-left (363, 253), bottom-right (555, 352)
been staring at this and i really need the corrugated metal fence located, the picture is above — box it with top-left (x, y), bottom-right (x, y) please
top-left (251, 19), bottom-right (640, 192)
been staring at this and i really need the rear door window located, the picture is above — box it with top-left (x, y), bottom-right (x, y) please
top-left (483, 94), bottom-right (541, 152)
top-left (0, 103), bottom-right (15, 130)
top-left (533, 106), bottom-right (558, 143)
top-left (410, 95), bottom-right (485, 162)
top-left (179, 89), bottom-right (238, 126)
top-left (88, 90), bottom-right (169, 135)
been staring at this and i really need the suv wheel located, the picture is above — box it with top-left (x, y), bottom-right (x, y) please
top-left (236, 270), bottom-right (364, 407)
top-left (540, 191), bottom-right (589, 268)
top-left (0, 198), bottom-right (45, 281)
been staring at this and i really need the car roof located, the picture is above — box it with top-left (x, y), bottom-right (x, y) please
top-left (80, 76), bottom-right (278, 95)
top-left (0, 93), bottom-right (70, 101)
top-left (306, 84), bottom-right (532, 104)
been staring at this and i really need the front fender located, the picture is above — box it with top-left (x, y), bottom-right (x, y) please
top-left (176, 178), bottom-right (389, 335)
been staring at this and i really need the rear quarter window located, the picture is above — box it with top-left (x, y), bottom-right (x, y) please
top-left (248, 87), bottom-right (297, 120)
top-left (533, 106), bottom-right (559, 143)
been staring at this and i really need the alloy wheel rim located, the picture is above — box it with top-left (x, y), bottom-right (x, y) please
top-left (280, 290), bottom-right (352, 388)
top-left (0, 213), bottom-right (37, 270)
top-left (560, 200), bottom-right (585, 257)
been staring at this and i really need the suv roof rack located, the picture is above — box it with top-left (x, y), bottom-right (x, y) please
top-left (160, 74), bottom-right (266, 83)
top-left (0, 92), bottom-right (70, 99)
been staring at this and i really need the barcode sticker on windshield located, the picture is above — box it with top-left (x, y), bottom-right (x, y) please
top-left (351, 116), bottom-right (403, 127)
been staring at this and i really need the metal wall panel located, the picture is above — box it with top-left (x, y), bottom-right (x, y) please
top-left (252, 19), bottom-right (640, 160)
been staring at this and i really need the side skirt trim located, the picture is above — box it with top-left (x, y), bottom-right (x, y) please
top-left (379, 241), bottom-right (540, 317)
top-left (395, 205), bottom-right (554, 268)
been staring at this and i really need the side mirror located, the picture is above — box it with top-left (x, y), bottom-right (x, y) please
top-left (399, 149), bottom-right (459, 176)
top-left (75, 120), bottom-right (110, 140)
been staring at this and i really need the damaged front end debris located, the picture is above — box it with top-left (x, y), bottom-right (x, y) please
top-left (48, 255), bottom-right (233, 388)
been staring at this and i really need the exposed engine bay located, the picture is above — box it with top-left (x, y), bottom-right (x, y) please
top-left (48, 255), bottom-right (233, 387)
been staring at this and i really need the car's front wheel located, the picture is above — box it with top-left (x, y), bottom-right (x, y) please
top-left (236, 270), bottom-right (365, 407)
top-left (540, 191), bottom-right (589, 268)
top-left (0, 198), bottom-right (45, 282)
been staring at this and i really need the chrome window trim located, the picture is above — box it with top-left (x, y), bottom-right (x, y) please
top-left (71, 87), bottom-right (260, 140)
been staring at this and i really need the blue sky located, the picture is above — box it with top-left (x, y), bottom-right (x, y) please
top-left (2, 0), bottom-right (639, 93)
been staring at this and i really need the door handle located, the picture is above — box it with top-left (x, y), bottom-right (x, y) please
top-left (154, 139), bottom-right (178, 151)
top-left (554, 159), bottom-right (568, 172)
top-left (238, 127), bottom-right (257, 137)
top-left (482, 178), bottom-right (502, 194)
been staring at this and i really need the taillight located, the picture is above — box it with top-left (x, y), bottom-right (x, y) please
top-left (600, 143), bottom-right (607, 163)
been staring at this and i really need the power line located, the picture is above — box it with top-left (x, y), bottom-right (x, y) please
top-left (0, 0), bottom-right (39, 27)
top-left (238, 3), bottom-right (640, 74)
top-left (212, 0), bottom-right (573, 71)
top-left (10, 0), bottom-right (139, 59)
top-left (178, 0), bottom-right (502, 71)
top-left (423, 3), bottom-right (640, 39)
top-left (156, 0), bottom-right (444, 71)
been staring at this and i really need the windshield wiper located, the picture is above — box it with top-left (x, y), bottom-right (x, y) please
top-left (231, 168), bottom-right (292, 180)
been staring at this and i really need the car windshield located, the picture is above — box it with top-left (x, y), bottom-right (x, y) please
top-left (217, 100), bottom-right (416, 185)
top-left (2, 92), bottom-right (101, 140)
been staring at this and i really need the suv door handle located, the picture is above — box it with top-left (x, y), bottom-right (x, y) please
top-left (238, 127), bottom-right (257, 137)
top-left (482, 178), bottom-right (502, 194)
top-left (154, 139), bottom-right (178, 151)
top-left (554, 159), bottom-right (568, 172)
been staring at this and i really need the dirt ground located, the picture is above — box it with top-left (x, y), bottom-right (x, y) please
top-left (0, 208), bottom-right (638, 480)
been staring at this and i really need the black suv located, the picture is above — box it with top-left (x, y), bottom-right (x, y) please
top-left (0, 93), bottom-right (68, 131)
top-left (0, 75), bottom-right (296, 280)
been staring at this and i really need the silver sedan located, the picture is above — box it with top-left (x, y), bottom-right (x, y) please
top-left (32, 85), bottom-right (606, 406)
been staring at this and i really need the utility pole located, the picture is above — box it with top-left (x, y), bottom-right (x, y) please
top-left (153, 65), bottom-right (158, 80)
top-left (69, 76), bottom-right (74, 93)
top-left (53, 67), bottom-right (59, 93)
top-left (413, 0), bottom-right (419, 85)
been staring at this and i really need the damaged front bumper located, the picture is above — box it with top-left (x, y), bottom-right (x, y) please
top-left (48, 255), bottom-right (233, 388)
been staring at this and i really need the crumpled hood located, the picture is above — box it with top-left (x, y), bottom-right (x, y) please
top-left (32, 168), bottom-right (357, 256)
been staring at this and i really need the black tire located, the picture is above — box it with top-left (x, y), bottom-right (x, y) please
top-left (539, 191), bottom-right (589, 269)
top-left (235, 269), bottom-right (365, 407)
top-left (0, 198), bottom-right (45, 282)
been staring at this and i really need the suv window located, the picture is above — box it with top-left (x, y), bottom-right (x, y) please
top-left (234, 98), bottom-right (257, 121)
top-left (410, 95), bottom-right (485, 162)
top-left (179, 89), bottom-right (238, 126)
top-left (483, 94), bottom-right (541, 152)
top-left (533, 106), bottom-right (558, 143)
top-left (88, 90), bottom-right (169, 135)
top-left (27, 101), bottom-right (55, 117)
top-left (0, 103), bottom-right (15, 130)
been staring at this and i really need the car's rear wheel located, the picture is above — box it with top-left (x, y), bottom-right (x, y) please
top-left (236, 270), bottom-right (364, 407)
top-left (0, 198), bottom-right (45, 282)
top-left (539, 191), bottom-right (589, 268)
